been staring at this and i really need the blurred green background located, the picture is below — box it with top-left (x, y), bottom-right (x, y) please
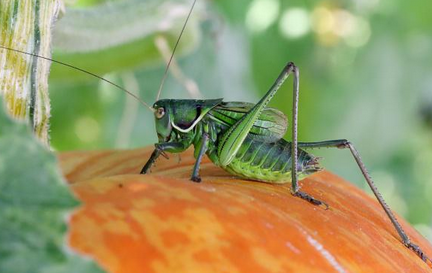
top-left (48, 0), bottom-right (432, 241)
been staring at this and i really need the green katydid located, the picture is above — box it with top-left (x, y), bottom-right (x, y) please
top-left (141, 61), bottom-right (430, 263)
top-left (0, 0), bottom-right (430, 265)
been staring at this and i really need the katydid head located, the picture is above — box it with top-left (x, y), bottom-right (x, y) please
top-left (152, 99), bottom-right (204, 142)
top-left (152, 99), bottom-right (223, 142)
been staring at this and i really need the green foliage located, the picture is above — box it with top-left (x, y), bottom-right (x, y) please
top-left (0, 100), bottom-right (103, 273)
top-left (51, 0), bottom-right (203, 81)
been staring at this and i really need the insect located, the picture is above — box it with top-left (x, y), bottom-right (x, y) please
top-left (1, 0), bottom-right (430, 266)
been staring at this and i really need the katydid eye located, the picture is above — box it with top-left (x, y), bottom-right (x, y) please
top-left (155, 107), bottom-right (165, 119)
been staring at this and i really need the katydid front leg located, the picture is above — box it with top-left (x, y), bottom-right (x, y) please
top-left (141, 137), bottom-right (210, 183)
top-left (140, 142), bottom-right (187, 174)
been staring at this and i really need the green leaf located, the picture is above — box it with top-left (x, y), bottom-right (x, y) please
top-left (50, 0), bottom-right (204, 81)
top-left (0, 100), bottom-right (103, 273)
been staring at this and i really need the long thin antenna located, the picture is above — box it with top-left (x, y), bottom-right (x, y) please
top-left (0, 45), bottom-right (155, 112)
top-left (155, 35), bottom-right (201, 98)
top-left (155, 0), bottom-right (197, 101)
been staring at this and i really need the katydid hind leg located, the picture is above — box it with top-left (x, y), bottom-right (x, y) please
top-left (217, 62), bottom-right (297, 167)
top-left (289, 63), bottom-right (328, 208)
top-left (190, 133), bottom-right (209, 183)
top-left (298, 139), bottom-right (431, 263)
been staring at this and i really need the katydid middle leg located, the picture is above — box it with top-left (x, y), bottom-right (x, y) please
top-left (190, 133), bottom-right (209, 183)
top-left (289, 63), bottom-right (328, 208)
top-left (217, 61), bottom-right (327, 207)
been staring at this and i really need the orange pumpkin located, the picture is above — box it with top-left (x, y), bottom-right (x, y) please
top-left (59, 147), bottom-right (432, 273)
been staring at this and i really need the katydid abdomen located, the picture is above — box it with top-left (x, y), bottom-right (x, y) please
top-left (218, 137), bottom-right (320, 183)
top-left (194, 103), bottom-right (321, 183)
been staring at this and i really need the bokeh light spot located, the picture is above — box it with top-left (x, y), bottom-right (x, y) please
top-left (246, 0), bottom-right (280, 33)
top-left (311, 6), bottom-right (371, 48)
top-left (311, 7), bottom-right (335, 34)
top-left (279, 8), bottom-right (310, 39)
top-left (74, 116), bottom-right (100, 143)
top-left (343, 17), bottom-right (371, 48)
top-left (333, 9), bottom-right (355, 37)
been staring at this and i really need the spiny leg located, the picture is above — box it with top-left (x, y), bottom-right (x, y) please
top-left (140, 148), bottom-right (161, 174)
top-left (140, 142), bottom-right (186, 174)
top-left (289, 63), bottom-right (328, 208)
top-left (299, 139), bottom-right (431, 263)
top-left (190, 133), bottom-right (209, 183)
top-left (214, 61), bottom-right (324, 205)
top-left (218, 62), bottom-right (297, 167)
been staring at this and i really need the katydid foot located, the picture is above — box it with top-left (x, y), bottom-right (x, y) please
top-left (190, 176), bottom-right (202, 183)
top-left (405, 241), bottom-right (431, 265)
top-left (293, 191), bottom-right (329, 210)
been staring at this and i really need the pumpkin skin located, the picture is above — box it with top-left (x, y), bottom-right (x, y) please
top-left (59, 147), bottom-right (432, 273)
